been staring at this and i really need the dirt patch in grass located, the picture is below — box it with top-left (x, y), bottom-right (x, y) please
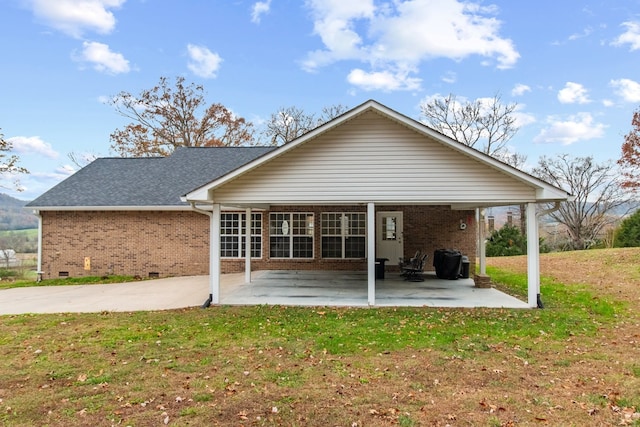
top-left (0, 248), bottom-right (639, 426)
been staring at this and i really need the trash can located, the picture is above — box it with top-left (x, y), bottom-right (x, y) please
top-left (375, 258), bottom-right (388, 279)
top-left (433, 249), bottom-right (462, 280)
top-left (460, 255), bottom-right (470, 279)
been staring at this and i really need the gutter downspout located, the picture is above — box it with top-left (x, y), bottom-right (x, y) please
top-left (188, 202), bottom-right (214, 308)
top-left (533, 201), bottom-right (562, 308)
top-left (34, 210), bottom-right (43, 282)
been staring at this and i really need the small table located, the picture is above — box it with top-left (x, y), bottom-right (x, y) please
top-left (375, 258), bottom-right (389, 279)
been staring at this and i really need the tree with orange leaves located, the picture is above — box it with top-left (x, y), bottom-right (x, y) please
top-left (618, 108), bottom-right (640, 191)
top-left (108, 76), bottom-right (255, 157)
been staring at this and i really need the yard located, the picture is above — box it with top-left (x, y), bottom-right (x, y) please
top-left (0, 248), bottom-right (639, 426)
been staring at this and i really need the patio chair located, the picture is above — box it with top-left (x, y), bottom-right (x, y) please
top-left (399, 250), bottom-right (421, 276)
top-left (402, 253), bottom-right (428, 282)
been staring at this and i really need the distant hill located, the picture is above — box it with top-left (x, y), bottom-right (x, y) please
top-left (0, 193), bottom-right (38, 230)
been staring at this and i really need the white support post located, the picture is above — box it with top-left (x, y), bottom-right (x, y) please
top-left (35, 211), bottom-right (43, 281)
top-left (210, 203), bottom-right (221, 304)
top-left (526, 202), bottom-right (540, 308)
top-left (245, 207), bottom-right (252, 283)
top-left (478, 209), bottom-right (486, 275)
top-left (367, 202), bottom-right (376, 306)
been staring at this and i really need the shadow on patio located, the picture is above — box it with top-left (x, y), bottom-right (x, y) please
top-left (220, 270), bottom-right (529, 308)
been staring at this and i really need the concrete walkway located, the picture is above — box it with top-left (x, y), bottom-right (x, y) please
top-left (0, 275), bottom-right (213, 315)
top-left (0, 271), bottom-right (529, 315)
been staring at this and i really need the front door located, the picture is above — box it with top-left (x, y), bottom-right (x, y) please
top-left (376, 211), bottom-right (403, 263)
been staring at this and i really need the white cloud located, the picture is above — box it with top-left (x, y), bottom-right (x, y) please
top-left (187, 44), bottom-right (222, 78)
top-left (302, 0), bottom-right (375, 71)
top-left (511, 83), bottom-right (531, 97)
top-left (6, 136), bottom-right (59, 159)
top-left (75, 41), bottom-right (130, 74)
top-left (568, 26), bottom-right (593, 41)
top-left (533, 113), bottom-right (606, 145)
top-left (441, 71), bottom-right (457, 84)
top-left (347, 68), bottom-right (421, 91)
top-left (512, 104), bottom-right (536, 128)
top-left (557, 82), bottom-right (590, 104)
top-left (610, 78), bottom-right (640, 103)
top-left (27, 0), bottom-right (125, 38)
top-left (251, 0), bottom-right (272, 24)
top-left (612, 21), bottom-right (640, 51)
top-left (302, 0), bottom-right (519, 88)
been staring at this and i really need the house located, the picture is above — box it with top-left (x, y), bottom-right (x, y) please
top-left (26, 100), bottom-right (571, 307)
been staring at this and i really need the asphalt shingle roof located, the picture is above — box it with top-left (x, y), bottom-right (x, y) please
top-left (26, 146), bottom-right (275, 208)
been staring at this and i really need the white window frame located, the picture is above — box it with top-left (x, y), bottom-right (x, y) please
top-left (269, 212), bottom-right (314, 259)
top-left (321, 212), bottom-right (367, 259)
top-left (220, 212), bottom-right (262, 259)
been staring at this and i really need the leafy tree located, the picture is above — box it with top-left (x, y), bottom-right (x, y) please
top-left (618, 108), bottom-right (640, 190)
top-left (263, 104), bottom-right (349, 146)
top-left (108, 76), bottom-right (255, 157)
top-left (533, 154), bottom-right (632, 250)
top-left (419, 93), bottom-right (518, 158)
top-left (614, 209), bottom-right (640, 247)
top-left (486, 224), bottom-right (527, 256)
top-left (0, 129), bottom-right (28, 191)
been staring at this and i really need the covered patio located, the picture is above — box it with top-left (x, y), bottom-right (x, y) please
top-left (185, 100), bottom-right (571, 308)
top-left (219, 270), bottom-right (529, 308)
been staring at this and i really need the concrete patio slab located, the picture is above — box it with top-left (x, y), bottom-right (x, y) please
top-left (0, 270), bottom-right (528, 315)
top-left (221, 270), bottom-right (530, 308)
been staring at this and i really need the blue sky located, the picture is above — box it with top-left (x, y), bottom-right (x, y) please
top-left (1, 0), bottom-right (639, 201)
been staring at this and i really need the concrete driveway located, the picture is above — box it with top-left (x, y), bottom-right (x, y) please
top-left (0, 275), bottom-right (213, 315)
top-left (0, 270), bottom-right (528, 315)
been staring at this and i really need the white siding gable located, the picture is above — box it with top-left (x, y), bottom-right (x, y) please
top-left (210, 110), bottom-right (537, 206)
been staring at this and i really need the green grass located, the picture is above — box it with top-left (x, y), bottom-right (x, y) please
top-left (0, 257), bottom-right (637, 426)
top-left (0, 228), bottom-right (37, 239)
top-left (0, 275), bottom-right (144, 290)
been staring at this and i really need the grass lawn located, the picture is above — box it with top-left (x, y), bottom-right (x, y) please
top-left (0, 248), bottom-right (639, 426)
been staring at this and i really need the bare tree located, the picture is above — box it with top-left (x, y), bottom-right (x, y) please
top-left (108, 76), bottom-right (255, 157)
top-left (0, 129), bottom-right (28, 191)
top-left (617, 108), bottom-right (640, 191)
top-left (68, 151), bottom-right (100, 169)
top-left (263, 104), bottom-right (349, 146)
top-left (532, 154), bottom-right (632, 250)
top-left (419, 93), bottom-right (518, 157)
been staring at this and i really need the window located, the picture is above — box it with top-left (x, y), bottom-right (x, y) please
top-left (321, 212), bottom-right (366, 258)
top-left (269, 213), bottom-right (314, 258)
top-left (220, 213), bottom-right (262, 258)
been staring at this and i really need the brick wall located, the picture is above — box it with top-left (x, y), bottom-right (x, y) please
top-left (399, 205), bottom-right (476, 273)
top-left (40, 205), bottom-right (477, 278)
top-left (40, 211), bottom-right (210, 279)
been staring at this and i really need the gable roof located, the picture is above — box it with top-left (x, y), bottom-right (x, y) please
top-left (185, 100), bottom-right (570, 207)
top-left (26, 146), bottom-right (275, 210)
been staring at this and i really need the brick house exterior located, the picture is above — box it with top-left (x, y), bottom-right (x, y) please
top-left (39, 205), bottom-right (476, 279)
top-left (27, 100), bottom-right (569, 306)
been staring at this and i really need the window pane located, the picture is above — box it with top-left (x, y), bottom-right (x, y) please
top-left (321, 213), bottom-right (341, 235)
top-left (221, 236), bottom-right (239, 257)
top-left (322, 236), bottom-right (342, 258)
top-left (382, 216), bottom-right (397, 241)
top-left (345, 236), bottom-right (366, 258)
top-left (270, 236), bottom-right (289, 258)
top-left (293, 236), bottom-right (313, 258)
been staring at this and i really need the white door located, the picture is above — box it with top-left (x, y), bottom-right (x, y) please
top-left (376, 211), bottom-right (403, 263)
